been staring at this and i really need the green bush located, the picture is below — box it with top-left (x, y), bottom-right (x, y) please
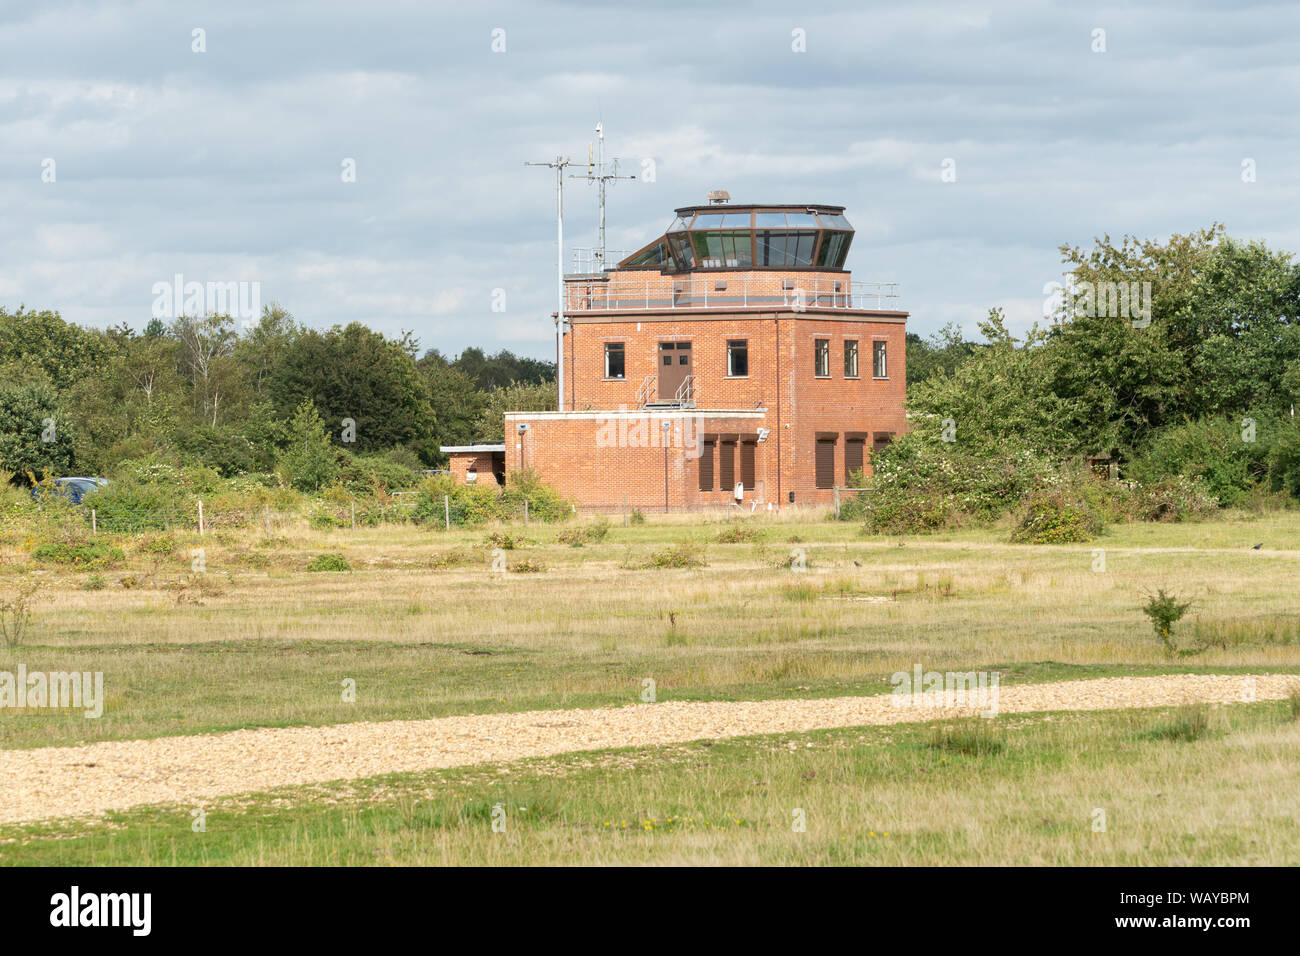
top-left (1128, 415), bottom-right (1273, 507)
top-left (306, 552), bottom-right (352, 572)
top-left (89, 479), bottom-right (178, 532)
top-left (638, 542), bottom-right (706, 569)
top-left (557, 518), bottom-right (610, 546)
top-left (30, 539), bottom-right (125, 569)
top-left (1010, 489), bottom-right (1105, 544)
top-left (858, 434), bottom-right (1051, 535)
top-left (715, 523), bottom-right (763, 543)
top-left (499, 467), bottom-right (572, 523)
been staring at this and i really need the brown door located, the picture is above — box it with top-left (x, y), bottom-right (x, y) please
top-left (658, 341), bottom-right (691, 401)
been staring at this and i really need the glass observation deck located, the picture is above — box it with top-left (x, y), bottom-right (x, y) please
top-left (617, 204), bottom-right (854, 272)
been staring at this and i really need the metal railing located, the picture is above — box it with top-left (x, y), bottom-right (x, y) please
top-left (565, 276), bottom-right (901, 312)
top-left (675, 374), bottom-right (696, 408)
top-left (569, 247), bottom-right (632, 274)
top-left (635, 374), bottom-right (656, 408)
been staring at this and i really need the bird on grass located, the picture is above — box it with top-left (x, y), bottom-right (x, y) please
top-left (1252, 543), bottom-right (1263, 550)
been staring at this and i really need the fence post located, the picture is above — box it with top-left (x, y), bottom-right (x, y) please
top-left (444, 495), bottom-right (450, 531)
top-left (351, 501), bottom-right (356, 529)
top-left (198, 500), bottom-right (205, 536)
top-left (622, 493), bottom-right (627, 527)
top-left (524, 499), bottom-right (529, 526)
top-left (265, 504), bottom-right (271, 536)
top-left (91, 509), bottom-right (97, 535)
top-left (833, 486), bottom-right (840, 520)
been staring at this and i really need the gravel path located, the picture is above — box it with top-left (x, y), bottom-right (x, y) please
top-left (1, 673), bottom-right (1294, 825)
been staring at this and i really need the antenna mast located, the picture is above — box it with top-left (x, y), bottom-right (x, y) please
top-left (525, 155), bottom-right (573, 412)
top-left (572, 122), bottom-right (635, 270)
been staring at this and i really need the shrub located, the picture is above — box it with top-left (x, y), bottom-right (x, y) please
top-left (508, 558), bottom-right (545, 573)
top-left (1009, 489), bottom-right (1104, 544)
top-left (134, 532), bottom-right (177, 555)
top-left (499, 467), bottom-right (573, 523)
top-left (80, 573), bottom-right (106, 591)
top-left (1142, 589), bottom-right (1195, 657)
top-left (1121, 475), bottom-right (1220, 523)
top-left (30, 539), bottom-right (125, 569)
top-left (557, 518), bottom-right (610, 546)
top-left (1128, 415), bottom-right (1273, 507)
top-left (0, 578), bottom-right (41, 647)
top-left (716, 523), bottom-right (763, 543)
top-left (306, 552), bottom-right (352, 572)
top-left (629, 508), bottom-right (646, 525)
top-left (640, 543), bottom-right (706, 569)
top-left (858, 435), bottom-right (1051, 535)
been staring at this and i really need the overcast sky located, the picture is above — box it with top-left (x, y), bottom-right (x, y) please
top-left (2, 0), bottom-right (1297, 359)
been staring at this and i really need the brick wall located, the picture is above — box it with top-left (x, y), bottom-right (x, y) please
top-left (504, 411), bottom-right (770, 510)
top-left (446, 451), bottom-right (499, 484)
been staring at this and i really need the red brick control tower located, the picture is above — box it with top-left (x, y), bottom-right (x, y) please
top-left (447, 194), bottom-right (909, 511)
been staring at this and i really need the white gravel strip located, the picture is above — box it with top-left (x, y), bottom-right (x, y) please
top-left (0, 673), bottom-right (1294, 825)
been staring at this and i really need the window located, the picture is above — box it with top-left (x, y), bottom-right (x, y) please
top-left (604, 342), bottom-right (625, 379)
top-left (873, 341), bottom-right (888, 378)
top-left (727, 339), bottom-right (749, 377)
top-left (844, 340), bottom-right (859, 378)
top-left (699, 440), bottom-right (716, 492)
top-left (845, 437), bottom-right (865, 484)
top-left (815, 437), bottom-right (836, 489)
top-left (814, 339), bottom-right (830, 377)
top-left (740, 440), bottom-right (756, 490)
top-left (719, 440), bottom-right (737, 491)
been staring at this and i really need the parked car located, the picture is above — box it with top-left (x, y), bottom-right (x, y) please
top-left (30, 477), bottom-right (109, 506)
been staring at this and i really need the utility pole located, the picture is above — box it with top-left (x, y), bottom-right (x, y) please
top-left (526, 156), bottom-right (573, 411)
top-left (571, 122), bottom-right (635, 271)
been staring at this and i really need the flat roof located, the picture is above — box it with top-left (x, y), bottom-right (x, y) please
top-left (504, 409), bottom-right (767, 420)
top-left (439, 444), bottom-right (505, 453)
top-left (672, 202), bottom-right (846, 216)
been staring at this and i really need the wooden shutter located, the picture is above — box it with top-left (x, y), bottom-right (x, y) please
top-left (815, 438), bottom-right (836, 489)
top-left (699, 440), bottom-right (716, 492)
top-left (719, 440), bottom-right (737, 492)
top-left (845, 438), bottom-right (865, 484)
top-left (740, 441), bottom-right (756, 490)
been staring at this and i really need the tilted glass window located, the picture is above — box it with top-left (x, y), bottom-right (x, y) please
top-left (815, 231), bottom-right (852, 268)
top-left (691, 230), bottom-right (752, 268)
top-left (844, 340), bottom-right (859, 377)
top-left (816, 213), bottom-right (852, 230)
top-left (873, 341), bottom-right (888, 378)
top-left (625, 243), bottom-right (666, 267)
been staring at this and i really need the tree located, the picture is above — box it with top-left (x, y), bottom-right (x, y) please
top-left (275, 400), bottom-right (339, 491)
top-left (0, 307), bottom-right (107, 391)
top-left (473, 381), bottom-right (557, 441)
top-left (170, 314), bottom-right (242, 427)
top-left (0, 382), bottom-right (77, 479)
top-left (269, 323), bottom-right (435, 458)
top-left (418, 355), bottom-right (487, 451)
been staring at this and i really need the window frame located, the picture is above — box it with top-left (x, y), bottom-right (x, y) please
top-left (872, 340), bottom-right (888, 379)
top-left (813, 338), bottom-right (831, 378)
top-left (727, 339), bottom-right (749, 378)
top-left (604, 341), bottom-right (626, 380)
top-left (844, 339), bottom-right (859, 379)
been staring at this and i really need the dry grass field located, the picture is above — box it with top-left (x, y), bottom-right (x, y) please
top-left (1, 506), bottom-right (1298, 864)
